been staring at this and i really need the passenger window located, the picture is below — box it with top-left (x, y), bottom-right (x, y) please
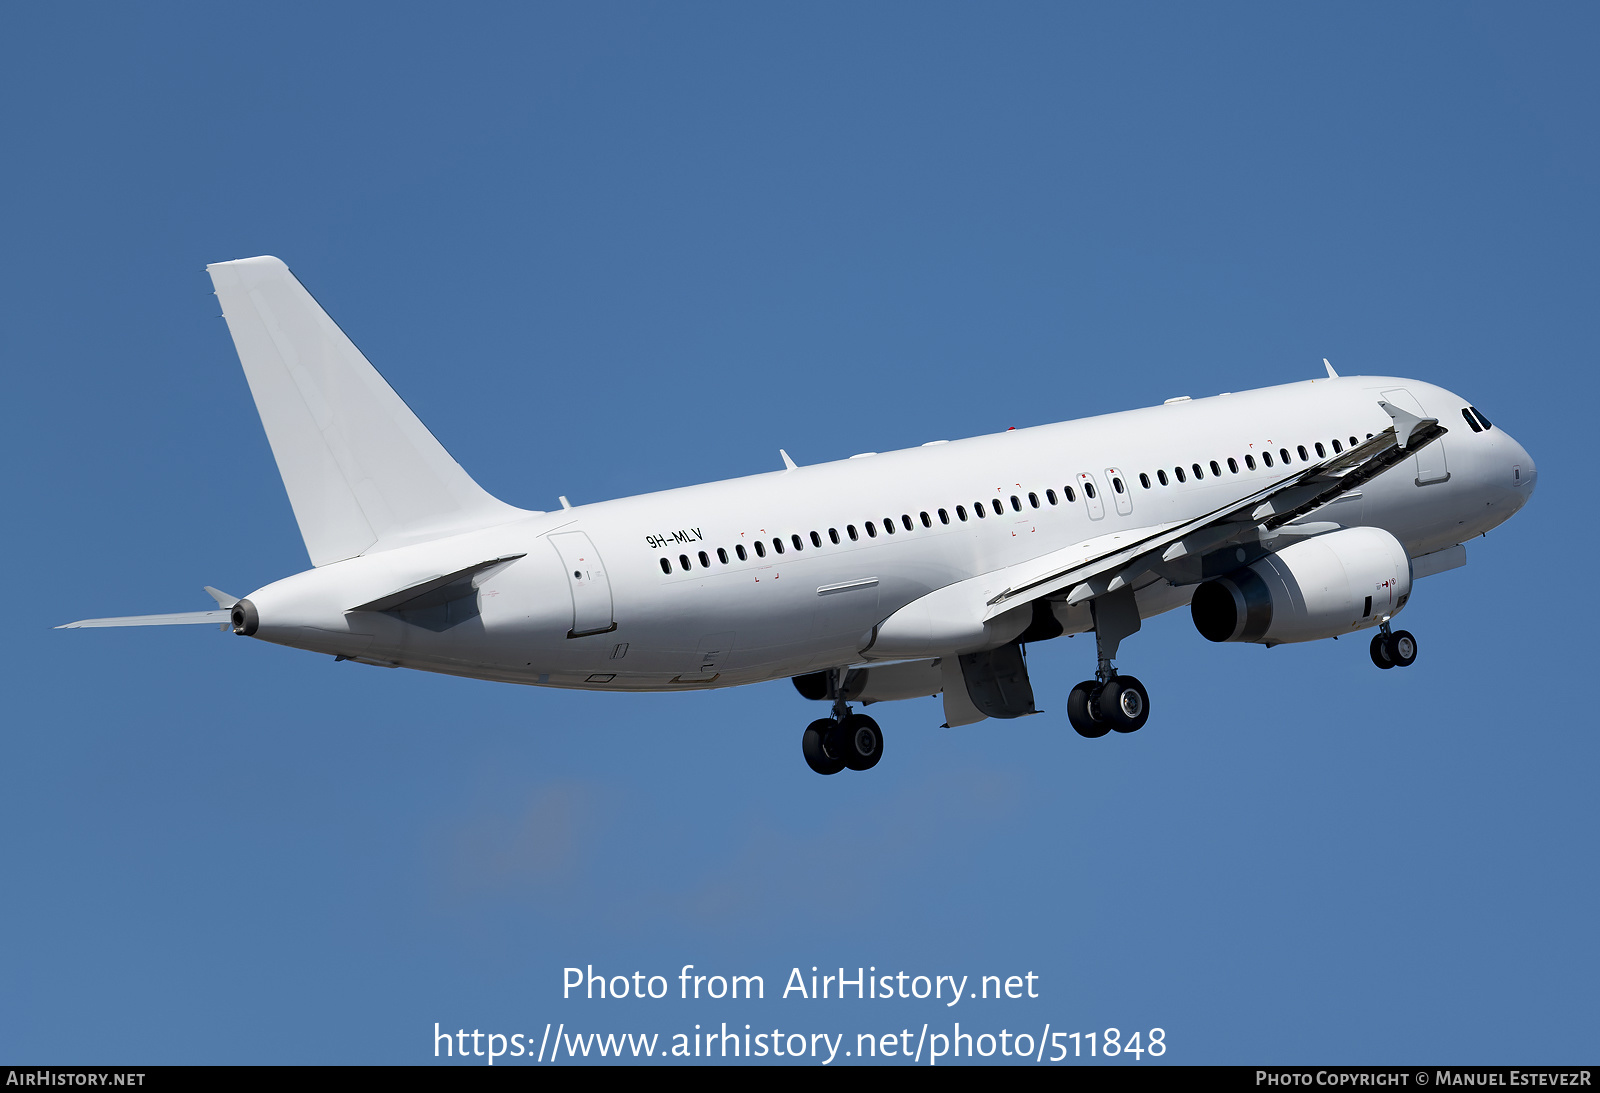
top-left (1046, 490), bottom-right (1058, 505)
top-left (920, 512), bottom-right (932, 527)
top-left (974, 503), bottom-right (987, 519)
top-left (1471, 407), bottom-right (1493, 429)
top-left (1350, 436), bottom-right (1359, 447)
top-left (1139, 473), bottom-right (1150, 489)
top-left (1227, 457), bottom-right (1238, 473)
top-left (772, 538), bottom-right (784, 554)
top-left (1010, 495), bottom-right (1021, 512)
top-left (810, 531), bottom-right (821, 548)
top-left (1083, 482), bottom-right (1096, 499)
top-left (1262, 451), bottom-right (1273, 467)
top-left (1245, 454), bottom-right (1256, 470)
top-left (847, 525), bottom-right (859, 541)
top-left (1192, 463), bottom-right (1204, 480)
top-left (1297, 445), bottom-right (1308, 461)
top-left (717, 547), bottom-right (729, 564)
top-left (882, 518), bottom-right (895, 535)
top-left (956, 506), bottom-right (967, 521)
top-left (659, 558), bottom-right (671, 574)
top-left (699, 551), bottom-right (710, 568)
top-left (679, 554), bottom-right (691, 571)
top-left (1462, 408), bottom-right (1483, 433)
top-left (736, 544), bottom-right (748, 561)
top-left (991, 499), bottom-right (1004, 515)
top-left (828, 528), bottom-right (840, 544)
top-left (1112, 477), bottom-right (1124, 494)
top-left (1314, 442), bottom-right (1325, 458)
top-left (754, 541), bottom-right (766, 558)
top-left (1209, 460), bottom-right (1220, 477)
top-left (1331, 439), bottom-right (1343, 453)
top-left (1064, 487), bottom-right (1076, 502)
top-left (1028, 492), bottom-right (1039, 508)
top-left (1280, 448), bottom-right (1291, 464)
top-left (792, 534), bottom-right (804, 551)
top-left (939, 508), bottom-right (950, 524)
top-left (865, 522), bottom-right (877, 538)
top-left (1175, 467), bottom-right (1186, 483)
top-left (903, 515), bottom-right (914, 531)
top-left (1157, 470), bottom-right (1168, 486)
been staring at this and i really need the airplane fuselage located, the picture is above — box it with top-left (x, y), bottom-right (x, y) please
top-left (240, 374), bottom-right (1535, 691)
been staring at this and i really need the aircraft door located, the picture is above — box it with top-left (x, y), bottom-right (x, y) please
top-left (1105, 467), bottom-right (1134, 516)
top-left (547, 531), bottom-right (617, 637)
top-left (1381, 388), bottom-right (1451, 486)
top-left (1077, 472), bottom-right (1106, 520)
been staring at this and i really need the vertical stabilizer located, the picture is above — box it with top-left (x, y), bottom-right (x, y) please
top-left (208, 256), bottom-right (527, 566)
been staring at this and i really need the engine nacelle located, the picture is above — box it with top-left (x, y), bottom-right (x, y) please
top-left (1191, 526), bottom-right (1412, 645)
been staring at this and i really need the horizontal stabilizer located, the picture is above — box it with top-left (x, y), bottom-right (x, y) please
top-left (348, 554), bottom-right (526, 613)
top-left (57, 611), bottom-right (230, 629)
top-left (208, 256), bottom-right (528, 567)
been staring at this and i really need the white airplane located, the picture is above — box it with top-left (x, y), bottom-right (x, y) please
top-left (62, 257), bottom-right (1537, 775)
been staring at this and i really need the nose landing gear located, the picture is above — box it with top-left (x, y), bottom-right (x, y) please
top-left (1369, 620), bottom-right (1419, 669)
top-left (801, 669), bottom-right (883, 775)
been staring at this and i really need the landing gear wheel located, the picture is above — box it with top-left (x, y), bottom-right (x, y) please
top-left (1369, 632), bottom-right (1395, 669)
top-left (1067, 681), bottom-right (1110, 738)
top-left (1097, 675), bottom-right (1150, 733)
top-left (833, 713), bottom-right (883, 771)
top-left (802, 718), bottom-right (845, 775)
top-left (1389, 630), bottom-right (1417, 667)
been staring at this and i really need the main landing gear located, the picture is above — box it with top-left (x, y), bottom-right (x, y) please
top-left (1067, 674), bottom-right (1151, 738)
top-left (1067, 587), bottom-right (1152, 739)
top-left (1369, 620), bottom-right (1419, 670)
top-left (802, 668), bottom-right (883, 776)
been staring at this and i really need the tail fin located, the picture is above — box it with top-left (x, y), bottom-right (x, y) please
top-left (208, 256), bottom-right (527, 566)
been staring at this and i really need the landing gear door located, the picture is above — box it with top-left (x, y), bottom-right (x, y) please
top-left (1381, 388), bottom-right (1451, 486)
top-left (548, 531), bottom-right (617, 637)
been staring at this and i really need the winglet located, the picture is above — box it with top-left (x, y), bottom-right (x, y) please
top-left (1378, 399), bottom-right (1430, 449)
top-left (203, 586), bottom-right (239, 609)
top-left (780, 449), bottom-right (798, 472)
top-left (1324, 358), bottom-right (1339, 379)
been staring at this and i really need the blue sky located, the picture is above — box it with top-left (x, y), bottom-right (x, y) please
top-left (2, 3), bottom-right (1594, 1065)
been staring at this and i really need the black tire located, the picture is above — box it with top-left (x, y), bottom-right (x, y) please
top-left (802, 718), bottom-right (845, 775)
top-left (835, 713), bottom-right (883, 771)
top-left (1098, 675), bottom-right (1150, 733)
top-left (1389, 629), bottom-right (1418, 667)
top-left (1370, 632), bottom-right (1395, 669)
top-left (1067, 681), bottom-right (1110, 738)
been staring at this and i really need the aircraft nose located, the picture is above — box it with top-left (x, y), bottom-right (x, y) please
top-left (1506, 434), bottom-right (1536, 501)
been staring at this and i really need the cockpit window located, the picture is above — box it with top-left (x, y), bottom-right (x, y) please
top-left (1461, 408), bottom-right (1483, 433)
top-left (1470, 406), bottom-right (1493, 430)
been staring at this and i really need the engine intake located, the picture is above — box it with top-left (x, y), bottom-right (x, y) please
top-left (1191, 526), bottom-right (1411, 645)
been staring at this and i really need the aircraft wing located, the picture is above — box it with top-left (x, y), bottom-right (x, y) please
top-left (978, 400), bottom-right (1448, 621)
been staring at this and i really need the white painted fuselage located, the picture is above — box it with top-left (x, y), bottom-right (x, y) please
top-left (242, 375), bottom-right (1534, 691)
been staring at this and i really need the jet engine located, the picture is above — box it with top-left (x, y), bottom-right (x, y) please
top-left (1190, 526), bottom-right (1411, 645)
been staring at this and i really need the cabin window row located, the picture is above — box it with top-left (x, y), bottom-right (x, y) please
top-left (655, 428), bottom-right (1386, 575)
top-left (656, 481), bottom-right (1109, 574)
top-left (1132, 432), bottom-right (1369, 490)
